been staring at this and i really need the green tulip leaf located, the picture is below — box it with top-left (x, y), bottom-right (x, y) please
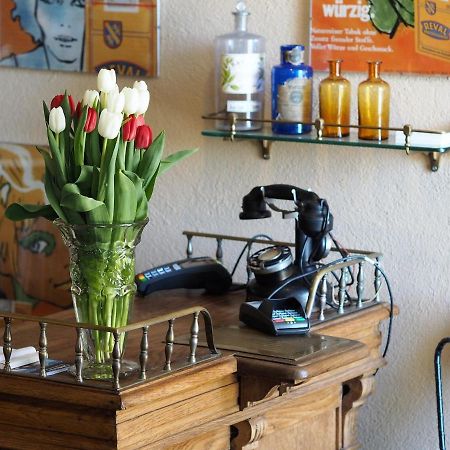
top-left (61, 94), bottom-right (73, 169)
top-left (75, 165), bottom-right (94, 196)
top-left (132, 148), bottom-right (141, 172)
top-left (74, 105), bottom-right (88, 166)
top-left (86, 202), bottom-right (110, 225)
top-left (47, 128), bottom-right (67, 187)
top-left (86, 129), bottom-right (101, 167)
top-left (117, 139), bottom-right (126, 171)
top-left (137, 131), bottom-right (165, 191)
top-left (125, 140), bottom-right (135, 171)
top-left (91, 166), bottom-right (100, 199)
top-left (124, 170), bottom-right (147, 221)
top-left (159, 148), bottom-right (198, 176)
top-left (43, 101), bottom-right (49, 126)
top-left (44, 172), bottom-right (68, 222)
top-left (144, 166), bottom-right (159, 200)
top-left (61, 183), bottom-right (105, 212)
top-left (369, 0), bottom-right (399, 36)
top-left (36, 146), bottom-right (56, 178)
top-left (5, 203), bottom-right (57, 222)
top-left (113, 170), bottom-right (137, 223)
top-left (97, 137), bottom-right (120, 203)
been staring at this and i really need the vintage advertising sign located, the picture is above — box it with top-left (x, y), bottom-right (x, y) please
top-left (0, 0), bottom-right (159, 76)
top-left (85, 0), bottom-right (159, 76)
top-left (310, 0), bottom-right (450, 74)
top-left (0, 143), bottom-right (71, 315)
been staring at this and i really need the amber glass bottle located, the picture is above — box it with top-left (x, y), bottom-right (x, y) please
top-left (358, 61), bottom-right (390, 140)
top-left (319, 60), bottom-right (350, 137)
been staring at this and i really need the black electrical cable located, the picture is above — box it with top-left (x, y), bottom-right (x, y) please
top-left (372, 262), bottom-right (394, 359)
top-left (264, 254), bottom-right (394, 362)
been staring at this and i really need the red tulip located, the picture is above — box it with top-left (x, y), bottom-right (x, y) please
top-left (122, 116), bottom-right (138, 141)
top-left (135, 125), bottom-right (153, 149)
top-left (84, 107), bottom-right (97, 133)
top-left (75, 101), bottom-right (82, 119)
top-left (135, 114), bottom-right (145, 127)
top-left (51, 94), bottom-right (75, 115)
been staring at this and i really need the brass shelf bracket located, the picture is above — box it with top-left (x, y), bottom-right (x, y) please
top-left (260, 140), bottom-right (272, 160)
top-left (429, 152), bottom-right (441, 172)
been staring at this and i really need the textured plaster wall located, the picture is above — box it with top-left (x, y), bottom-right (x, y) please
top-left (0, 1), bottom-right (449, 448)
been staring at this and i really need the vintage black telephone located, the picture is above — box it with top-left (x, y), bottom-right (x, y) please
top-left (240, 184), bottom-right (334, 311)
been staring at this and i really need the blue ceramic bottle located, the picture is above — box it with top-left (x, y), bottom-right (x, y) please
top-left (271, 45), bottom-right (313, 134)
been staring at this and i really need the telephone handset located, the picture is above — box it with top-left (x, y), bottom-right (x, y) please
top-left (240, 184), bottom-right (334, 312)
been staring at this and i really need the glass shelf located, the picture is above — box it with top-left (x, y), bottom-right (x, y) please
top-left (201, 127), bottom-right (448, 172)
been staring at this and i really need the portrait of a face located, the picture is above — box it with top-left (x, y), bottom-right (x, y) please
top-left (36, 0), bottom-right (85, 66)
top-left (0, 0), bottom-right (85, 71)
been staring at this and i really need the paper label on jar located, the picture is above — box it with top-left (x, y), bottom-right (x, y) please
top-left (227, 100), bottom-right (261, 113)
top-left (221, 53), bottom-right (265, 94)
top-left (276, 78), bottom-right (312, 122)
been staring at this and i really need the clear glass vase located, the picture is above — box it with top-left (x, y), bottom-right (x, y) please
top-left (55, 219), bottom-right (148, 379)
top-left (319, 60), bottom-right (350, 137)
top-left (358, 61), bottom-right (390, 140)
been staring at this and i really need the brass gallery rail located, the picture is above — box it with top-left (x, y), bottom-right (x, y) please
top-left (1, 306), bottom-right (218, 390)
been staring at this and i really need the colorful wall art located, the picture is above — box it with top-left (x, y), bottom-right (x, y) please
top-left (0, 0), bottom-right (160, 76)
top-left (0, 143), bottom-right (71, 315)
top-left (310, 0), bottom-right (450, 74)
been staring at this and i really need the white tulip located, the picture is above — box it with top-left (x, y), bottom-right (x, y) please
top-left (97, 68), bottom-right (116, 93)
top-left (98, 109), bottom-right (123, 140)
top-left (82, 89), bottom-right (99, 107)
top-left (136, 89), bottom-right (150, 115)
top-left (100, 84), bottom-right (120, 109)
top-left (48, 107), bottom-right (66, 134)
top-left (122, 87), bottom-right (140, 116)
top-left (133, 80), bottom-right (148, 91)
top-left (106, 91), bottom-right (125, 114)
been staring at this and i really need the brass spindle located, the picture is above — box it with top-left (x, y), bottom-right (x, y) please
top-left (189, 312), bottom-right (200, 363)
top-left (112, 331), bottom-right (121, 390)
top-left (319, 274), bottom-right (328, 321)
top-left (216, 238), bottom-right (223, 263)
top-left (186, 235), bottom-right (193, 258)
top-left (139, 326), bottom-right (149, 380)
top-left (39, 322), bottom-right (48, 377)
top-left (75, 327), bottom-right (83, 383)
top-left (315, 117), bottom-right (325, 140)
top-left (164, 319), bottom-right (175, 371)
top-left (357, 262), bottom-right (365, 307)
top-left (3, 317), bottom-right (12, 372)
top-left (338, 268), bottom-right (346, 314)
top-left (374, 257), bottom-right (382, 302)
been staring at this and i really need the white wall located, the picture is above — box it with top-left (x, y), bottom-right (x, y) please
top-left (0, 1), bottom-right (449, 448)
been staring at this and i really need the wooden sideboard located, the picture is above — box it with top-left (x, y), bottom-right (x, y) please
top-left (0, 290), bottom-right (394, 449)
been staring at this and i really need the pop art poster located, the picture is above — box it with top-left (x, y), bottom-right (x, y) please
top-left (0, 0), bottom-right (159, 76)
top-left (310, 0), bottom-right (450, 74)
top-left (0, 144), bottom-right (71, 315)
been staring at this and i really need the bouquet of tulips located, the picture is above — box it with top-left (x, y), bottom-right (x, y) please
top-left (5, 69), bottom-right (196, 367)
top-left (6, 68), bottom-right (195, 225)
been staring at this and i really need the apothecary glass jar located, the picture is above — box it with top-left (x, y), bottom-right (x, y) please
top-left (358, 61), bottom-right (390, 140)
top-left (319, 60), bottom-right (351, 138)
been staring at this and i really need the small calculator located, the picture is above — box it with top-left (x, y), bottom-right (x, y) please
top-left (239, 297), bottom-right (310, 336)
